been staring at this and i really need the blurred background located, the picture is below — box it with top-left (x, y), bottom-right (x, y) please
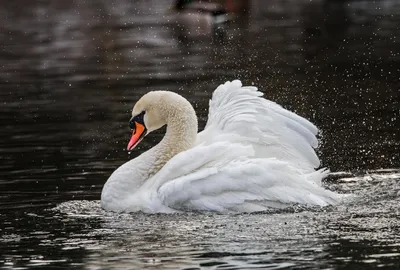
top-left (0, 0), bottom-right (399, 207)
top-left (0, 0), bottom-right (399, 268)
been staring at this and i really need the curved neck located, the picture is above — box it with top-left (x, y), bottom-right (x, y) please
top-left (147, 102), bottom-right (198, 176)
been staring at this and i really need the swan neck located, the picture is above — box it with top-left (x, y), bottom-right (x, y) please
top-left (151, 101), bottom-right (198, 175)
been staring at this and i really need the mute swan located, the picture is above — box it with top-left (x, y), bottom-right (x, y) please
top-left (101, 80), bottom-right (342, 213)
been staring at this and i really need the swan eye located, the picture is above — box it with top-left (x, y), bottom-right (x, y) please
top-left (129, 111), bottom-right (146, 129)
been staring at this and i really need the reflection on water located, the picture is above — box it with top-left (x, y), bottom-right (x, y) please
top-left (0, 0), bottom-right (399, 269)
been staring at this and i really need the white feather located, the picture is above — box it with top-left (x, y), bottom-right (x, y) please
top-left (101, 80), bottom-right (343, 213)
top-left (197, 80), bottom-right (320, 171)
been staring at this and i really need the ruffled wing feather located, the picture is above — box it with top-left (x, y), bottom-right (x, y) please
top-left (197, 80), bottom-right (320, 171)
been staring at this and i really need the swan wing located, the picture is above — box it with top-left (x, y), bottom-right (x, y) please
top-left (155, 142), bottom-right (339, 213)
top-left (197, 80), bottom-right (320, 171)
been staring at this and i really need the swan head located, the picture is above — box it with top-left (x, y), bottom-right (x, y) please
top-left (127, 91), bottom-right (196, 151)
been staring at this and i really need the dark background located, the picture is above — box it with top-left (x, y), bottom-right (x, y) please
top-left (0, 0), bottom-right (399, 269)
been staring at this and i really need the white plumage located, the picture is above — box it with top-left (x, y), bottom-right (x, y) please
top-left (101, 80), bottom-right (342, 213)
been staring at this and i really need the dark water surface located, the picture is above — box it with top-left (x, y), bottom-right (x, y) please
top-left (1, 0), bottom-right (399, 269)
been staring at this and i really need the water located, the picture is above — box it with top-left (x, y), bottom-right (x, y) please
top-left (0, 0), bottom-right (399, 269)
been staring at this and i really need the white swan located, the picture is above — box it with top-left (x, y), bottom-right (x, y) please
top-left (101, 80), bottom-right (341, 213)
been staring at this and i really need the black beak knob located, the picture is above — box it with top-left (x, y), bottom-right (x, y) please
top-left (129, 111), bottom-right (145, 130)
top-left (129, 117), bottom-right (136, 130)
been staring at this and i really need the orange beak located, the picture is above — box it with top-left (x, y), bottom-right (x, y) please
top-left (127, 122), bottom-right (146, 151)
